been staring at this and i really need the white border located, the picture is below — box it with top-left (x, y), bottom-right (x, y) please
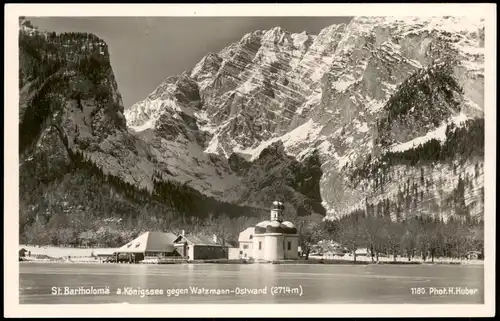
top-left (4, 3), bottom-right (496, 318)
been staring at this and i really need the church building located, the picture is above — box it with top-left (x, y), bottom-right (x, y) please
top-left (238, 201), bottom-right (299, 261)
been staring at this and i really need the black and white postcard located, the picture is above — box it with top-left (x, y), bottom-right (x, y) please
top-left (4, 3), bottom-right (496, 318)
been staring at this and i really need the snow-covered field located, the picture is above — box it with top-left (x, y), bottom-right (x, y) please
top-left (20, 245), bottom-right (117, 258)
top-left (19, 245), bottom-right (482, 266)
top-left (309, 254), bottom-right (484, 265)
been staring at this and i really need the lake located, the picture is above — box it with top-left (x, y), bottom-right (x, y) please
top-left (19, 262), bottom-right (483, 304)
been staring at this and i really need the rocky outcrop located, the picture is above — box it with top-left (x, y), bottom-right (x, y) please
top-left (124, 16), bottom-right (484, 220)
top-left (20, 15), bottom-right (485, 230)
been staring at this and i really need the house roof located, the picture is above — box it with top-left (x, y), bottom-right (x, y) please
top-left (315, 241), bottom-right (343, 252)
top-left (225, 241), bottom-right (238, 248)
top-left (118, 232), bottom-right (177, 253)
top-left (238, 227), bottom-right (255, 243)
top-left (174, 234), bottom-right (226, 247)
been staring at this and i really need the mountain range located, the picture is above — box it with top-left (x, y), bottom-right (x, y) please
top-left (18, 16), bottom-right (485, 244)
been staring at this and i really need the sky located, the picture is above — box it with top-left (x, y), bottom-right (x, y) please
top-left (29, 17), bottom-right (351, 108)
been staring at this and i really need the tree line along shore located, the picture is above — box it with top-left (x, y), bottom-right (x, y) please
top-left (20, 207), bottom-right (483, 265)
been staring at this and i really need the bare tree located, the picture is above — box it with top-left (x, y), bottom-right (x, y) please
top-left (383, 218), bottom-right (403, 262)
top-left (297, 218), bottom-right (324, 260)
top-left (338, 217), bottom-right (366, 263)
top-left (364, 215), bottom-right (385, 262)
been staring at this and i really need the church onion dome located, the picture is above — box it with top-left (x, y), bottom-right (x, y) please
top-left (254, 220), bottom-right (297, 234)
top-left (265, 221), bottom-right (283, 234)
top-left (255, 220), bottom-right (270, 234)
top-left (256, 220), bottom-right (271, 227)
top-left (281, 221), bottom-right (298, 234)
top-left (268, 221), bottom-right (281, 228)
top-left (272, 201), bottom-right (285, 210)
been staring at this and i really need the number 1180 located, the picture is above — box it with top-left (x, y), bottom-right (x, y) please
top-left (411, 287), bottom-right (426, 295)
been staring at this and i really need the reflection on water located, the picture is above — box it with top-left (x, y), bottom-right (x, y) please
top-left (20, 263), bottom-right (483, 304)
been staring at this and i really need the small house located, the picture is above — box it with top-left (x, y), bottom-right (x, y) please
top-left (238, 227), bottom-right (255, 259)
top-left (173, 233), bottom-right (228, 260)
top-left (355, 248), bottom-right (371, 257)
top-left (116, 231), bottom-right (179, 263)
top-left (19, 248), bottom-right (28, 258)
top-left (466, 251), bottom-right (482, 260)
top-left (327, 248), bottom-right (346, 257)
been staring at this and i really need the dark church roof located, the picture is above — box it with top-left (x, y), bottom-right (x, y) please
top-left (254, 220), bottom-right (297, 235)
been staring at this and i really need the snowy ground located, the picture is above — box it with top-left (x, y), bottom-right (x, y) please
top-left (19, 245), bottom-right (482, 266)
top-left (19, 245), bottom-right (118, 258)
top-left (309, 254), bottom-right (484, 265)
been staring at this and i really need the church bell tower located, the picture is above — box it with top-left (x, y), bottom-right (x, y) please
top-left (270, 201), bottom-right (284, 222)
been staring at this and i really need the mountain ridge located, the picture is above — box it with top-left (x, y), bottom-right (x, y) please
top-left (123, 15), bottom-right (484, 219)
top-left (19, 16), bottom-right (485, 246)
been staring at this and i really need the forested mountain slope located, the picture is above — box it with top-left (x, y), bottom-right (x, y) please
top-left (19, 16), bottom-right (485, 248)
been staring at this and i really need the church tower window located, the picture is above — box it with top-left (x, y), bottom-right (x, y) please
top-left (270, 201), bottom-right (284, 222)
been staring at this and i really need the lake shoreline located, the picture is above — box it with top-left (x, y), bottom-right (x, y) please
top-left (19, 244), bottom-right (483, 266)
top-left (19, 258), bottom-right (484, 266)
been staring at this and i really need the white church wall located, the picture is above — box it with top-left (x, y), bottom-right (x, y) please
top-left (253, 234), bottom-right (266, 260)
top-left (284, 235), bottom-right (299, 260)
top-left (239, 241), bottom-right (253, 259)
top-left (265, 234), bottom-right (284, 261)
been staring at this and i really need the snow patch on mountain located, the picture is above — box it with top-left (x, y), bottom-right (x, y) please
top-left (195, 110), bottom-right (218, 134)
top-left (153, 137), bottom-right (240, 196)
top-left (232, 119), bottom-right (324, 161)
top-left (283, 119), bottom-right (324, 148)
top-left (291, 31), bottom-right (314, 51)
top-left (357, 122), bottom-right (370, 133)
top-left (333, 77), bottom-right (356, 92)
top-left (124, 98), bottom-right (170, 129)
top-left (238, 78), bottom-right (259, 94)
top-left (390, 112), bottom-right (470, 153)
top-left (205, 136), bottom-right (222, 155)
top-left (129, 119), bottom-right (155, 133)
top-left (334, 151), bottom-right (350, 168)
top-left (297, 91), bottom-right (322, 115)
top-left (366, 99), bottom-right (385, 113)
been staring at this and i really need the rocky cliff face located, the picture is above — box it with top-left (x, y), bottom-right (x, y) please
top-left (18, 18), bottom-right (319, 245)
top-left (124, 16), bottom-right (485, 221)
top-left (18, 19), bottom-right (148, 242)
top-left (20, 16), bottom-right (485, 244)
top-left (19, 19), bottom-right (209, 245)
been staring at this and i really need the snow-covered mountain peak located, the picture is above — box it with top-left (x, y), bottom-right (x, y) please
top-left (121, 16), bottom-right (485, 219)
top-left (266, 26), bottom-right (285, 36)
top-left (21, 16), bottom-right (485, 249)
